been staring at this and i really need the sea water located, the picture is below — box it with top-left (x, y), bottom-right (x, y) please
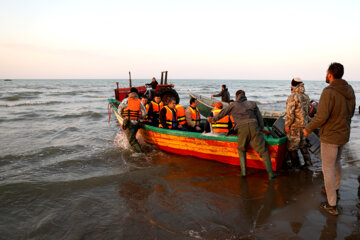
top-left (1, 79), bottom-right (360, 239)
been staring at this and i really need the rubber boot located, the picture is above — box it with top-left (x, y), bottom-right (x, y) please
top-left (300, 147), bottom-right (312, 167)
top-left (262, 152), bottom-right (277, 180)
top-left (238, 152), bottom-right (247, 177)
top-left (283, 151), bottom-right (292, 169)
top-left (289, 150), bottom-right (301, 169)
top-left (131, 143), bottom-right (142, 153)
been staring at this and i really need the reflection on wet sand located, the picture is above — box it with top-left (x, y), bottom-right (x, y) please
top-left (116, 151), bottom-right (347, 239)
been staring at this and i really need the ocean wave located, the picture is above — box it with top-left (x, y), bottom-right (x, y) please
top-left (0, 145), bottom-right (85, 163)
top-left (113, 132), bottom-right (130, 149)
top-left (0, 101), bottom-right (64, 107)
top-left (0, 113), bottom-right (42, 122)
top-left (22, 113), bottom-right (41, 118)
top-left (83, 95), bottom-right (108, 98)
top-left (0, 95), bottom-right (21, 101)
top-left (58, 111), bottom-right (102, 119)
top-left (256, 100), bottom-right (286, 105)
top-left (0, 172), bottom-right (125, 194)
top-left (63, 127), bottom-right (79, 132)
top-left (47, 90), bottom-right (103, 97)
top-left (0, 91), bottom-right (43, 101)
top-left (49, 91), bottom-right (78, 96)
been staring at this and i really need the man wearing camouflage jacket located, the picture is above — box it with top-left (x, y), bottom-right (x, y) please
top-left (285, 77), bottom-right (312, 168)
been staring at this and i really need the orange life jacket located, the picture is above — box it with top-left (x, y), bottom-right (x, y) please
top-left (122, 98), bottom-right (141, 120)
top-left (211, 109), bottom-right (230, 133)
top-left (159, 106), bottom-right (177, 129)
top-left (186, 106), bottom-right (201, 125)
top-left (150, 101), bottom-right (163, 112)
top-left (148, 101), bottom-right (163, 121)
top-left (175, 104), bottom-right (186, 125)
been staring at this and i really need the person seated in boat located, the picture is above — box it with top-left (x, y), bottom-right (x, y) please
top-left (125, 87), bottom-right (139, 98)
top-left (203, 102), bottom-right (232, 135)
top-left (208, 90), bottom-right (276, 180)
top-left (141, 96), bottom-right (148, 107)
top-left (185, 97), bottom-right (203, 132)
top-left (147, 93), bottom-right (164, 127)
top-left (175, 103), bottom-right (187, 130)
top-left (141, 96), bottom-right (150, 124)
top-left (118, 92), bottom-right (146, 153)
top-left (211, 84), bottom-right (230, 103)
top-left (159, 97), bottom-right (184, 130)
top-left (145, 77), bottom-right (158, 100)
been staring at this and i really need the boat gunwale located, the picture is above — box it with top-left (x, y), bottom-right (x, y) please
top-left (188, 92), bottom-right (285, 118)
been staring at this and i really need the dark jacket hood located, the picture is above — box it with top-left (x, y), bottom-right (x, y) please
top-left (328, 79), bottom-right (355, 100)
top-left (236, 93), bottom-right (247, 102)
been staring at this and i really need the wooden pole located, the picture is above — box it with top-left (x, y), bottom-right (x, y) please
top-left (129, 71), bottom-right (132, 88)
top-left (160, 72), bottom-right (164, 85)
top-left (115, 82), bottom-right (119, 100)
top-left (165, 71), bottom-right (168, 85)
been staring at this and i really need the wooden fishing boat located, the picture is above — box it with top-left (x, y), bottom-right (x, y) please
top-left (108, 98), bottom-right (287, 171)
top-left (188, 92), bottom-right (284, 125)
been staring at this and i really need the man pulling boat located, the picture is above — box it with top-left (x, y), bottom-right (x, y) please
top-left (208, 90), bottom-right (277, 180)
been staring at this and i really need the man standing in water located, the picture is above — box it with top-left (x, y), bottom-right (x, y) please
top-left (285, 77), bottom-right (312, 168)
top-left (211, 84), bottom-right (230, 103)
top-left (208, 90), bottom-right (277, 180)
top-left (304, 62), bottom-right (355, 216)
top-left (118, 92), bottom-right (147, 152)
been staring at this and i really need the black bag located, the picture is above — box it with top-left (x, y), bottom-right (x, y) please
top-left (306, 132), bottom-right (321, 157)
top-left (272, 115), bottom-right (286, 137)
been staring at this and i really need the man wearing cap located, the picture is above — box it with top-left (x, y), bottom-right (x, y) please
top-left (303, 62), bottom-right (356, 216)
top-left (208, 90), bottom-right (277, 180)
top-left (285, 77), bottom-right (312, 168)
top-left (211, 84), bottom-right (230, 103)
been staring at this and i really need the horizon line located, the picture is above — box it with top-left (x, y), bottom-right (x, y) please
top-left (2, 78), bottom-right (331, 81)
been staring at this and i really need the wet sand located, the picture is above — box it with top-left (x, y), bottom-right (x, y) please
top-left (112, 132), bottom-right (360, 239)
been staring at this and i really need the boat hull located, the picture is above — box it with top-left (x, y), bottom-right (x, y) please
top-left (139, 125), bottom-right (286, 171)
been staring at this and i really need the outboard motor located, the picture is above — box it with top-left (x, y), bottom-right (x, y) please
top-left (309, 100), bottom-right (318, 118)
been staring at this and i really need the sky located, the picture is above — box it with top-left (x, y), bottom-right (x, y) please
top-left (0, 0), bottom-right (359, 80)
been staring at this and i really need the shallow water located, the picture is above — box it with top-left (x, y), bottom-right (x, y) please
top-left (0, 79), bottom-right (360, 239)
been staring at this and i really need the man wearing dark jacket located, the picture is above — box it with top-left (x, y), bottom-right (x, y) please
top-left (208, 90), bottom-right (276, 180)
top-left (304, 62), bottom-right (356, 216)
top-left (211, 84), bottom-right (230, 103)
top-left (145, 77), bottom-right (158, 99)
